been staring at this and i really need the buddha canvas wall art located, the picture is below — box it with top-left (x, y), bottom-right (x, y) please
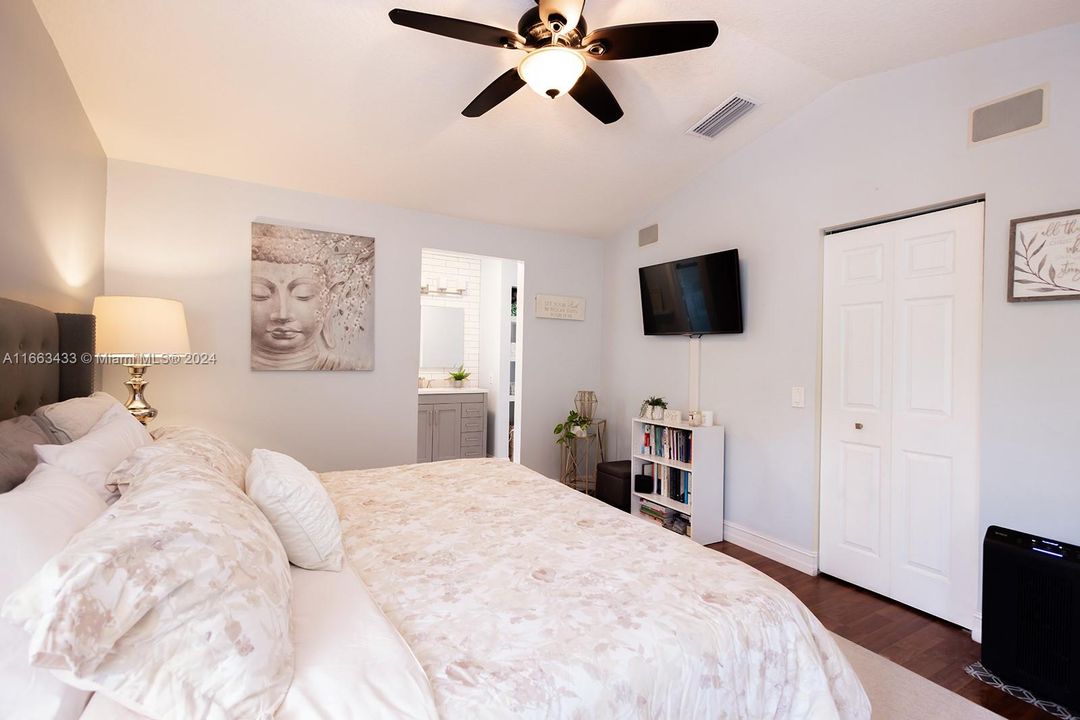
top-left (251, 222), bottom-right (375, 371)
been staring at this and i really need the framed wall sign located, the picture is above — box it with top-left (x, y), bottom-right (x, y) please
top-left (535, 294), bottom-right (585, 321)
top-left (1008, 209), bottom-right (1080, 302)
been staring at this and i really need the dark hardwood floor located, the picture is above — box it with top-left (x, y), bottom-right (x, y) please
top-left (710, 542), bottom-right (1053, 720)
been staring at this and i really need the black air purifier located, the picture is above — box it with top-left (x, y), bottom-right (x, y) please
top-left (982, 526), bottom-right (1080, 710)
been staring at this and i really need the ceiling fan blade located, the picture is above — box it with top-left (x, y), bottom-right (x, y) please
top-left (389, 9), bottom-right (524, 49)
top-left (583, 21), bottom-right (719, 60)
top-left (538, 0), bottom-right (586, 35)
top-left (569, 66), bottom-right (623, 124)
top-left (463, 68), bottom-right (527, 117)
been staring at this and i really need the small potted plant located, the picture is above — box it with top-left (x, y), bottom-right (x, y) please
top-left (553, 410), bottom-right (591, 447)
top-left (640, 396), bottom-right (668, 420)
top-left (448, 365), bottom-right (470, 388)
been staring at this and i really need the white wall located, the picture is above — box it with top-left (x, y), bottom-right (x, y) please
top-left (0, 0), bottom-right (105, 312)
top-left (103, 160), bottom-right (603, 477)
top-left (601, 24), bottom-right (1080, 553)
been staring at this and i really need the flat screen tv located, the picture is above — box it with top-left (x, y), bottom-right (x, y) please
top-left (639, 249), bottom-right (743, 336)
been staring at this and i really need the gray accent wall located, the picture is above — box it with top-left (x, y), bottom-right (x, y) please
top-left (0, 0), bottom-right (105, 312)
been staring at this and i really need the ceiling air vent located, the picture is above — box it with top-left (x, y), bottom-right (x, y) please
top-left (687, 94), bottom-right (758, 139)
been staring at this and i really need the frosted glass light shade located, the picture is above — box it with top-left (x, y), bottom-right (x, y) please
top-left (92, 296), bottom-right (190, 357)
top-left (518, 46), bottom-right (586, 98)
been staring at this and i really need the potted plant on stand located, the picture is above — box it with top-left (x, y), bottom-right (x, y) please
top-left (554, 410), bottom-right (591, 487)
top-left (640, 396), bottom-right (668, 420)
top-left (448, 365), bottom-right (470, 388)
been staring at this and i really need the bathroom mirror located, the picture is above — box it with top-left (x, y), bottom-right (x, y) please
top-left (420, 306), bottom-right (465, 369)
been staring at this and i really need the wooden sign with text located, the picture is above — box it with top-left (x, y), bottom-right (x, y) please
top-left (535, 294), bottom-right (586, 321)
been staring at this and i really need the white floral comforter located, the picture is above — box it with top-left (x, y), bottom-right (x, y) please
top-left (321, 459), bottom-right (870, 720)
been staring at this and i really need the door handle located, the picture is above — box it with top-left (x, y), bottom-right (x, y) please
top-left (855, 422), bottom-right (864, 430)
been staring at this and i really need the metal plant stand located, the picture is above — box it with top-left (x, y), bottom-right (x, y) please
top-left (559, 418), bottom-right (606, 496)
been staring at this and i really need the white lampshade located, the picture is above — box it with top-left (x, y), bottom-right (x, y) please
top-left (92, 296), bottom-right (190, 357)
top-left (517, 46), bottom-right (586, 98)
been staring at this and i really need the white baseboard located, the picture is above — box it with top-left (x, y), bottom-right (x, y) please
top-left (970, 612), bottom-right (982, 644)
top-left (723, 521), bottom-right (819, 576)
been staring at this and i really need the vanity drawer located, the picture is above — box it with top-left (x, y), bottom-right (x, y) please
top-left (461, 403), bottom-right (485, 419)
top-left (462, 447), bottom-right (485, 459)
top-left (461, 432), bottom-right (484, 448)
top-left (461, 418), bottom-right (484, 434)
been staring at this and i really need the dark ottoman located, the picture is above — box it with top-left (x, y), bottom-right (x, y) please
top-left (596, 460), bottom-right (631, 513)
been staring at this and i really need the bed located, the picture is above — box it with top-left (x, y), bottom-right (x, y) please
top-left (1, 297), bottom-right (870, 719)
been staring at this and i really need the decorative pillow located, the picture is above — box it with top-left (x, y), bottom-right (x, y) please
top-left (31, 392), bottom-right (120, 444)
top-left (0, 463), bottom-right (106, 720)
top-left (246, 449), bottom-right (344, 571)
top-left (34, 403), bottom-right (151, 502)
top-left (0, 414), bottom-right (55, 493)
top-left (2, 439), bottom-right (293, 720)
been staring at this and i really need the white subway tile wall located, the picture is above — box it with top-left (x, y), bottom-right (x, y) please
top-left (420, 249), bottom-right (481, 384)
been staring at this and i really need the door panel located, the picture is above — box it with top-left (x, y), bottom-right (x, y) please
top-left (898, 450), bottom-right (952, 577)
top-left (417, 405), bottom-right (434, 463)
top-left (842, 245), bottom-right (885, 285)
top-left (821, 202), bottom-right (983, 629)
top-left (840, 303), bottom-right (884, 410)
top-left (432, 403), bottom-right (461, 461)
top-left (901, 297), bottom-right (953, 415)
top-left (903, 231), bottom-right (955, 278)
top-left (840, 442), bottom-right (884, 557)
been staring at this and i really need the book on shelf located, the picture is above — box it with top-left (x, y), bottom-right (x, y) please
top-left (639, 424), bottom-right (693, 464)
top-left (639, 498), bottom-right (674, 520)
top-left (635, 462), bottom-right (692, 506)
top-left (636, 505), bottom-right (692, 536)
top-left (638, 512), bottom-right (665, 527)
top-left (651, 465), bottom-right (691, 505)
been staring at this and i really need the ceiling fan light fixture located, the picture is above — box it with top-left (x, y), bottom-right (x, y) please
top-left (517, 46), bottom-right (586, 98)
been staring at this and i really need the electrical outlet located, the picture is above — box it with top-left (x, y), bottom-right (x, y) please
top-left (791, 386), bottom-right (806, 408)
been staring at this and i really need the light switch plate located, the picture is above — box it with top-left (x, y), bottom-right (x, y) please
top-left (791, 386), bottom-right (806, 408)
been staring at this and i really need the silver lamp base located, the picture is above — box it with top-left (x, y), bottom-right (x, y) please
top-left (123, 364), bottom-right (157, 425)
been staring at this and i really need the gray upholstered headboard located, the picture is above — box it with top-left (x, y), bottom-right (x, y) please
top-left (0, 298), bottom-right (96, 421)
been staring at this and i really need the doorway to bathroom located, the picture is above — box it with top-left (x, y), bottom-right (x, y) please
top-left (417, 249), bottom-right (524, 464)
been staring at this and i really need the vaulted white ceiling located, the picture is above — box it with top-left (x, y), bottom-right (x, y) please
top-left (33, 0), bottom-right (1080, 238)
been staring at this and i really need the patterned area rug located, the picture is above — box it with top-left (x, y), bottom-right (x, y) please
top-left (965, 663), bottom-right (1078, 720)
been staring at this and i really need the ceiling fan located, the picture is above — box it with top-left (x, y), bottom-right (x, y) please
top-left (388, 1), bottom-right (719, 124)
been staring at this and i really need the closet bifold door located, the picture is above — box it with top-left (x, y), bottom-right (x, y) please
top-left (819, 202), bottom-right (983, 629)
top-left (820, 219), bottom-right (896, 597)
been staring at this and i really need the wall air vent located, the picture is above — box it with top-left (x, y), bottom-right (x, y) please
top-left (970, 85), bottom-right (1048, 144)
top-left (687, 94), bottom-right (758, 139)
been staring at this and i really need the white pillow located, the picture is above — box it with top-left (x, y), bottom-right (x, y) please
top-left (280, 564), bottom-right (437, 718)
top-left (79, 564), bottom-right (439, 720)
top-left (0, 463), bottom-right (106, 720)
top-left (3, 440), bottom-right (293, 720)
top-left (34, 403), bottom-right (151, 502)
top-left (31, 392), bottom-right (121, 444)
top-left (247, 449), bottom-right (344, 571)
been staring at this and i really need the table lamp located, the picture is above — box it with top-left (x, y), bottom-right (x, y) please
top-left (92, 296), bottom-right (190, 424)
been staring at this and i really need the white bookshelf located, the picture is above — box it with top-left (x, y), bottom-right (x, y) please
top-left (630, 416), bottom-right (725, 545)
